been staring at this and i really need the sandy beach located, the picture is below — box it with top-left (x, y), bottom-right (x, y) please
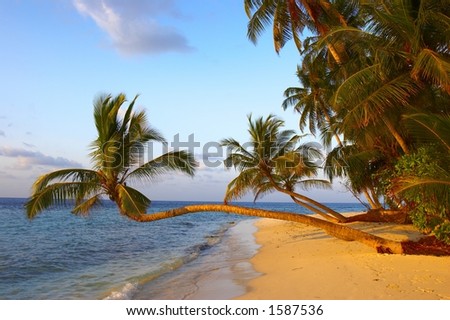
top-left (238, 215), bottom-right (450, 300)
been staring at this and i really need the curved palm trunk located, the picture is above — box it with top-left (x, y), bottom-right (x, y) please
top-left (259, 169), bottom-right (348, 222)
top-left (130, 204), bottom-right (403, 254)
top-left (271, 180), bottom-right (348, 222)
top-left (290, 196), bottom-right (340, 223)
top-left (287, 190), bottom-right (348, 222)
top-left (363, 189), bottom-right (383, 210)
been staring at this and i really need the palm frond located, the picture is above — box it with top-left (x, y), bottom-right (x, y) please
top-left (295, 179), bottom-right (332, 191)
top-left (26, 182), bottom-right (100, 219)
top-left (221, 138), bottom-right (255, 161)
top-left (245, 0), bottom-right (275, 45)
top-left (223, 153), bottom-right (257, 171)
top-left (72, 194), bottom-right (103, 216)
top-left (411, 49), bottom-right (450, 93)
top-left (392, 174), bottom-right (450, 209)
top-left (128, 110), bottom-right (165, 144)
top-left (125, 150), bottom-right (197, 183)
top-left (32, 169), bottom-right (100, 193)
top-left (116, 184), bottom-right (151, 218)
top-left (393, 176), bottom-right (450, 193)
top-left (253, 180), bottom-right (276, 202)
top-left (224, 168), bottom-right (264, 203)
top-left (404, 113), bottom-right (450, 152)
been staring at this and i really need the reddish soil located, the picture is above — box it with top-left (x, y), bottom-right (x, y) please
top-left (402, 236), bottom-right (450, 256)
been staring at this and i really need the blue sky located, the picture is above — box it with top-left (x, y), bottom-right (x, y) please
top-left (0, 0), bottom-right (356, 202)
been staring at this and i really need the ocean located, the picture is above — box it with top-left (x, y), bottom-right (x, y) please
top-left (0, 198), bottom-right (366, 300)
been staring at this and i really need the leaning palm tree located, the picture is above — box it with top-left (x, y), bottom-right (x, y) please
top-left (25, 97), bottom-right (412, 254)
top-left (26, 93), bottom-right (197, 219)
top-left (221, 114), bottom-right (348, 222)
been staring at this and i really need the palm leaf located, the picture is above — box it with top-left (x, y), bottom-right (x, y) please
top-left (116, 184), bottom-right (151, 218)
top-left (245, 0), bottom-right (275, 45)
top-left (411, 49), bottom-right (450, 93)
top-left (32, 169), bottom-right (100, 193)
top-left (72, 194), bottom-right (103, 216)
top-left (295, 179), bottom-right (332, 191)
top-left (125, 150), bottom-right (197, 183)
top-left (404, 113), bottom-right (450, 152)
top-left (253, 180), bottom-right (276, 202)
top-left (26, 182), bottom-right (98, 219)
top-left (224, 168), bottom-right (264, 203)
top-left (392, 176), bottom-right (450, 208)
top-left (221, 138), bottom-right (255, 160)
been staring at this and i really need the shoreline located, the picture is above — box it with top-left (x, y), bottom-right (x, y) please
top-left (133, 219), bottom-right (260, 300)
top-left (237, 215), bottom-right (450, 300)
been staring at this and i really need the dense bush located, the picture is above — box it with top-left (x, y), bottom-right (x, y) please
top-left (391, 147), bottom-right (450, 244)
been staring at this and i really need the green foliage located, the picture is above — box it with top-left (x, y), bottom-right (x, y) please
top-left (26, 93), bottom-right (197, 219)
top-left (391, 147), bottom-right (450, 243)
top-left (222, 114), bottom-right (328, 202)
top-left (221, 114), bottom-right (348, 222)
top-left (272, 0), bottom-right (449, 213)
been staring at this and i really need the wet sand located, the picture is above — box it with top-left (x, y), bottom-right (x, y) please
top-left (134, 219), bottom-right (260, 299)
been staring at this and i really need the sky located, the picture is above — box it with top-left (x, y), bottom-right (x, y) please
top-left (0, 0), bottom-right (357, 202)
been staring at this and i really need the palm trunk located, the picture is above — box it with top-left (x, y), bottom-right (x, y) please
top-left (290, 196), bottom-right (340, 223)
top-left (323, 113), bottom-right (383, 213)
top-left (323, 111), bottom-right (343, 147)
top-left (302, 1), bottom-right (348, 65)
top-left (130, 204), bottom-right (403, 254)
top-left (260, 168), bottom-right (348, 222)
top-left (272, 180), bottom-right (348, 222)
top-left (363, 188), bottom-right (383, 209)
top-left (382, 116), bottom-right (410, 154)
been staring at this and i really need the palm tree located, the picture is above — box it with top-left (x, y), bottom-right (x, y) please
top-left (282, 56), bottom-right (343, 145)
top-left (327, 0), bottom-right (450, 155)
top-left (308, 0), bottom-right (449, 212)
top-left (221, 114), bottom-right (348, 222)
top-left (24, 94), bottom-right (414, 254)
top-left (124, 202), bottom-right (404, 254)
top-left (244, 0), bottom-right (355, 63)
top-left (25, 93), bottom-right (197, 219)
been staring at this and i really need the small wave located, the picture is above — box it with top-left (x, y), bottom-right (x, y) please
top-left (205, 235), bottom-right (221, 246)
top-left (104, 282), bottom-right (139, 300)
top-left (103, 224), bottom-right (237, 300)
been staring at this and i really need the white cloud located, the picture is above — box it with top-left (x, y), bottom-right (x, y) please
top-left (0, 147), bottom-right (82, 170)
top-left (0, 130), bottom-right (5, 137)
top-left (73, 0), bottom-right (194, 56)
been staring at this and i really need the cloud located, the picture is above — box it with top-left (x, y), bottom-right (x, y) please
top-left (0, 130), bottom-right (5, 137)
top-left (73, 0), bottom-right (194, 56)
top-left (0, 147), bottom-right (82, 170)
top-left (23, 142), bottom-right (36, 148)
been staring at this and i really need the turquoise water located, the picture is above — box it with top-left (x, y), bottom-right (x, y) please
top-left (0, 198), bottom-right (366, 299)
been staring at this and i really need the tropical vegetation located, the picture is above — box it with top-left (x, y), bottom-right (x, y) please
top-left (246, 0), bottom-right (449, 242)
